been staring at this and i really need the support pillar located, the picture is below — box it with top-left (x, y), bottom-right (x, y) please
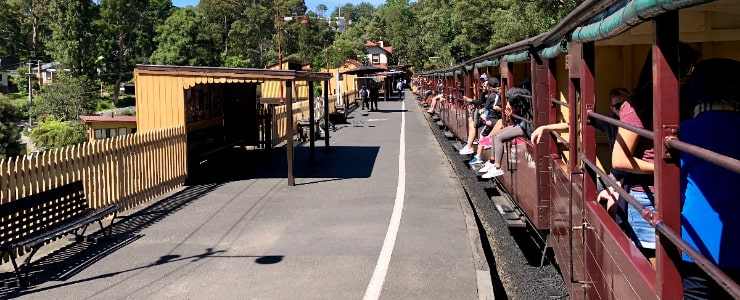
top-left (653, 11), bottom-right (682, 299)
top-left (308, 81), bottom-right (316, 163)
top-left (286, 81), bottom-right (295, 186)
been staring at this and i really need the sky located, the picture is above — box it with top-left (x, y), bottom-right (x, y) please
top-left (171, 0), bottom-right (388, 11)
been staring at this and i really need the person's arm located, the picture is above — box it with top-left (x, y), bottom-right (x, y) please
top-left (531, 122), bottom-right (569, 144)
top-left (611, 127), bottom-right (654, 174)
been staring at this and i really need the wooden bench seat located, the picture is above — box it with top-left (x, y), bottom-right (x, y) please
top-left (0, 181), bottom-right (119, 287)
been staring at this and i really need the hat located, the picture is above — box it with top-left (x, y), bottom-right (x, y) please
top-left (681, 58), bottom-right (740, 105)
top-left (485, 78), bottom-right (500, 88)
top-left (480, 74), bottom-right (488, 81)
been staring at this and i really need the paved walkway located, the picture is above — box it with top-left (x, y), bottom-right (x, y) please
top-left (1, 91), bottom-right (487, 299)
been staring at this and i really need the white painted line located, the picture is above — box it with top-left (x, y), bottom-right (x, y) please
top-left (363, 100), bottom-right (406, 300)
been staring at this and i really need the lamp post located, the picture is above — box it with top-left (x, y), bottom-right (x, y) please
top-left (276, 5), bottom-right (309, 105)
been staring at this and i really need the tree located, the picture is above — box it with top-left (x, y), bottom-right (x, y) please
top-left (32, 72), bottom-right (97, 120)
top-left (150, 7), bottom-right (219, 66)
top-left (315, 4), bottom-right (327, 18)
top-left (98, 0), bottom-right (148, 105)
top-left (0, 94), bottom-right (23, 159)
top-left (46, 0), bottom-right (97, 76)
top-left (29, 117), bottom-right (86, 149)
top-left (224, 0), bottom-right (273, 68)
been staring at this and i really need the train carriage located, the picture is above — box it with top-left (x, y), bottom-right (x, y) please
top-left (415, 0), bottom-right (740, 298)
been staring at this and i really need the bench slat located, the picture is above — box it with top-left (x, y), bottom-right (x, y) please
top-left (3, 204), bottom-right (119, 249)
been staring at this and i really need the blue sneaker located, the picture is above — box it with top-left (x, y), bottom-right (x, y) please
top-left (469, 156), bottom-right (483, 165)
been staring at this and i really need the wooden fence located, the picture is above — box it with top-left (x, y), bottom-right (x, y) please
top-left (0, 126), bottom-right (187, 211)
top-left (270, 92), bottom-right (355, 147)
top-left (0, 126), bottom-right (187, 264)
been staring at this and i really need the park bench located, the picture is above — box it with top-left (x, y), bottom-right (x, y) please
top-left (0, 181), bottom-right (119, 286)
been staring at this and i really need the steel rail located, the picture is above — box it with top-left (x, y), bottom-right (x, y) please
top-left (666, 138), bottom-right (740, 174)
top-left (587, 110), bottom-right (655, 140)
top-left (551, 98), bottom-right (570, 108)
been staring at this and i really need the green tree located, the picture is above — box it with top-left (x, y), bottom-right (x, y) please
top-left (366, 0), bottom-right (415, 65)
top-left (150, 7), bottom-right (219, 66)
top-left (0, 94), bottom-right (23, 159)
top-left (29, 117), bottom-right (86, 149)
top-left (224, 0), bottom-right (273, 68)
top-left (46, 0), bottom-right (98, 76)
top-left (98, 0), bottom-right (148, 105)
top-left (330, 2), bottom-right (376, 23)
top-left (32, 72), bottom-right (97, 120)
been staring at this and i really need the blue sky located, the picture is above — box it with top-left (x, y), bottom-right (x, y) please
top-left (171, 0), bottom-right (387, 11)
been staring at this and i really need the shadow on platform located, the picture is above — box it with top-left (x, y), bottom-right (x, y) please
top-left (0, 182), bottom-right (284, 298)
top-left (188, 146), bottom-right (381, 185)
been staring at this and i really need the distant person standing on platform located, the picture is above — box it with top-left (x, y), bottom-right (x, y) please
top-left (396, 80), bottom-right (404, 99)
top-left (369, 82), bottom-right (380, 111)
top-left (359, 85), bottom-right (369, 110)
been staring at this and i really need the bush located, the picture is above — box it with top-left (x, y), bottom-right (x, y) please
top-left (29, 117), bottom-right (87, 149)
top-left (0, 95), bottom-right (24, 159)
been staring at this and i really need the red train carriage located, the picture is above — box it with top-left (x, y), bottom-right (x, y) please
top-left (415, 0), bottom-right (740, 298)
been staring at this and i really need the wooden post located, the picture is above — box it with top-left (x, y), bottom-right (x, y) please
top-left (286, 80), bottom-right (295, 186)
top-left (308, 81), bottom-right (315, 164)
top-left (581, 42), bottom-right (597, 206)
top-left (567, 43), bottom-right (582, 173)
top-left (324, 80), bottom-right (330, 150)
top-left (653, 11), bottom-right (682, 299)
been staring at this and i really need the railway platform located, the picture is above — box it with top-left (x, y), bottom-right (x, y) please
top-left (0, 91), bottom-right (493, 299)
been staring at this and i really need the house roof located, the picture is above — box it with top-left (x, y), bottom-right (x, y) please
top-left (80, 115), bottom-right (137, 123)
top-left (364, 41), bottom-right (393, 54)
top-left (32, 62), bottom-right (62, 72)
top-left (135, 64), bottom-right (332, 82)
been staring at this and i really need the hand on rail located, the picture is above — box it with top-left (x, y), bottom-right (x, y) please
top-left (532, 126), bottom-right (545, 144)
top-left (597, 186), bottom-right (620, 213)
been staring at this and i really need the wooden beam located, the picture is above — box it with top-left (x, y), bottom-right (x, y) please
top-left (286, 81), bottom-right (295, 186)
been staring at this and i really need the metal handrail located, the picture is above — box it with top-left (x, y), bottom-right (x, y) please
top-left (588, 110), bottom-right (740, 174)
top-left (582, 157), bottom-right (740, 299)
top-left (666, 138), bottom-right (740, 174)
top-left (509, 113), bottom-right (531, 124)
top-left (551, 98), bottom-right (570, 108)
top-left (587, 110), bottom-right (655, 140)
top-left (551, 131), bottom-right (570, 149)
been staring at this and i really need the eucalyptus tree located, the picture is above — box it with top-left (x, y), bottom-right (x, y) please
top-left (46, 0), bottom-right (97, 76)
top-left (150, 7), bottom-right (220, 66)
top-left (98, 0), bottom-right (147, 104)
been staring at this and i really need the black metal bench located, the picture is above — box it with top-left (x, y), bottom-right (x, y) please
top-left (0, 181), bottom-right (119, 286)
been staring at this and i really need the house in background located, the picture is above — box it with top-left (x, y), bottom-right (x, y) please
top-left (32, 62), bottom-right (69, 85)
top-left (0, 56), bottom-right (19, 93)
top-left (364, 40), bottom-right (393, 69)
top-left (80, 115), bottom-right (137, 141)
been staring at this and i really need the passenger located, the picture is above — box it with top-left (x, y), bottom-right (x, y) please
top-left (592, 88), bottom-right (631, 216)
top-left (426, 91), bottom-right (445, 114)
top-left (677, 58), bottom-right (740, 300)
top-left (614, 44), bottom-right (699, 266)
top-left (462, 77), bottom-right (502, 156)
top-left (477, 87), bottom-right (532, 178)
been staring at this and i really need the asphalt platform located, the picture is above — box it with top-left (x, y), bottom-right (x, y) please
top-left (1, 91), bottom-right (493, 300)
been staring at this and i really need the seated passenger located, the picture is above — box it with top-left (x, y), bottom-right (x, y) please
top-left (462, 78), bottom-right (502, 156)
top-left (678, 58), bottom-right (740, 300)
top-left (477, 87), bottom-right (532, 178)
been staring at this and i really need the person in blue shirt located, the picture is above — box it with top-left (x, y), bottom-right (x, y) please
top-left (679, 58), bottom-right (740, 300)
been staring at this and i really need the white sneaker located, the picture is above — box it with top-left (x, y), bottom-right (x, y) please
top-left (478, 161), bottom-right (493, 173)
top-left (482, 167), bottom-right (504, 179)
top-left (459, 146), bottom-right (474, 155)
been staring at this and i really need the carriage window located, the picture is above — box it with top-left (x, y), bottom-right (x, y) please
top-left (94, 129), bottom-right (104, 139)
top-left (118, 127), bottom-right (127, 136)
top-left (185, 86), bottom-right (206, 123)
top-left (108, 128), bottom-right (117, 138)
